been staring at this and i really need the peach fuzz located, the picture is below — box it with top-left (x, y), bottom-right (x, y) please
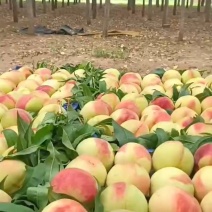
top-left (103, 68), bottom-right (120, 80)
top-left (118, 83), bottom-right (141, 94)
top-left (42, 79), bottom-right (62, 90)
top-left (150, 96), bottom-right (175, 111)
top-left (163, 78), bottom-right (183, 91)
top-left (36, 85), bottom-right (56, 96)
top-left (0, 189), bottom-right (12, 203)
top-left (51, 168), bottom-right (98, 204)
top-left (0, 78), bottom-right (16, 94)
top-left (0, 160), bottom-right (26, 195)
top-left (76, 137), bottom-right (115, 171)
top-left (27, 74), bottom-right (44, 84)
top-left (152, 141), bottom-right (194, 175)
top-left (110, 108), bottom-right (139, 125)
top-left (201, 96), bottom-right (212, 111)
top-left (0, 133), bottom-right (8, 155)
top-left (100, 78), bottom-right (119, 90)
top-left (106, 163), bottom-right (150, 195)
top-left (171, 107), bottom-right (197, 122)
top-left (150, 167), bottom-right (194, 196)
top-left (0, 95), bottom-right (16, 109)
top-left (119, 72), bottom-right (142, 86)
top-left (192, 166), bottom-right (212, 201)
top-left (149, 186), bottom-right (202, 212)
top-left (17, 79), bottom-right (40, 91)
top-left (42, 199), bottom-right (88, 212)
top-left (1, 108), bottom-right (32, 129)
top-left (121, 120), bottom-right (149, 137)
top-left (0, 103), bottom-right (8, 120)
top-left (141, 73), bottom-right (163, 88)
top-left (141, 85), bottom-right (165, 95)
top-left (194, 143), bottom-right (212, 171)
top-left (181, 69), bottom-right (202, 83)
top-left (80, 100), bottom-right (112, 122)
top-left (161, 69), bottom-right (182, 82)
top-left (201, 107), bottom-right (212, 123)
top-left (34, 68), bottom-right (52, 80)
top-left (66, 155), bottom-right (107, 186)
top-left (186, 123), bottom-right (212, 136)
top-left (38, 103), bottom-right (66, 115)
top-left (114, 142), bottom-right (152, 173)
top-left (97, 93), bottom-right (120, 110)
top-left (100, 182), bottom-right (148, 212)
top-left (0, 71), bottom-right (26, 85)
top-left (18, 66), bottom-right (33, 78)
top-left (175, 95), bottom-right (201, 114)
top-left (200, 191), bottom-right (212, 212)
top-left (150, 121), bottom-right (182, 133)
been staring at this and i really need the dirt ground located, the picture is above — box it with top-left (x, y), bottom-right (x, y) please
top-left (0, 2), bottom-right (212, 74)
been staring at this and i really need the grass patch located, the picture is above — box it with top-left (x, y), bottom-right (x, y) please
top-left (92, 48), bottom-right (129, 59)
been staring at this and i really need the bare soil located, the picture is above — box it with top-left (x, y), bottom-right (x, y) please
top-left (0, 2), bottom-right (212, 74)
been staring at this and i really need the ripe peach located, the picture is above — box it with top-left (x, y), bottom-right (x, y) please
top-left (201, 96), bottom-right (212, 111)
top-left (0, 79), bottom-right (16, 94)
top-left (114, 142), bottom-right (152, 173)
top-left (32, 112), bottom-right (50, 129)
top-left (5, 125), bottom-right (18, 134)
top-left (0, 95), bottom-right (16, 109)
top-left (181, 69), bottom-right (202, 83)
top-left (200, 191), bottom-right (212, 212)
top-left (142, 105), bottom-right (163, 115)
top-left (34, 68), bottom-right (52, 80)
top-left (141, 85), bottom-right (165, 95)
top-left (149, 186), bottom-right (202, 212)
top-left (1, 108), bottom-right (32, 129)
top-left (44, 98), bottom-right (66, 106)
top-left (66, 155), bottom-right (107, 186)
top-left (0, 134), bottom-right (8, 155)
top-left (106, 163), bottom-right (150, 195)
top-left (36, 85), bottom-right (56, 96)
top-left (17, 79), bottom-right (40, 91)
top-left (121, 120), bottom-right (149, 137)
top-left (100, 78), bottom-right (119, 90)
top-left (150, 121), bottom-right (182, 133)
top-left (100, 182), bottom-right (148, 212)
top-left (0, 160), bottom-right (26, 195)
top-left (201, 107), bottom-right (212, 123)
top-left (0, 189), bottom-right (12, 203)
top-left (119, 83), bottom-right (141, 94)
top-left (38, 103), bottom-right (66, 115)
top-left (97, 93), bottom-right (120, 110)
top-left (80, 100), bottom-right (112, 121)
top-left (42, 79), bottom-right (62, 90)
top-left (150, 96), bottom-right (175, 111)
top-left (152, 141), bottom-right (194, 175)
top-left (165, 85), bottom-right (183, 98)
top-left (31, 90), bottom-right (50, 100)
top-left (161, 69), bottom-right (182, 82)
top-left (192, 166), bottom-right (212, 201)
top-left (103, 68), bottom-right (120, 80)
top-left (110, 108), bottom-right (139, 125)
top-left (76, 137), bottom-right (115, 171)
top-left (51, 72), bottom-right (70, 81)
top-left (119, 72), bottom-right (142, 86)
top-left (186, 77), bottom-right (207, 85)
top-left (55, 69), bottom-right (72, 78)
top-left (72, 69), bottom-right (85, 78)
top-left (51, 168), bottom-right (98, 204)
top-left (175, 95), bottom-right (201, 114)
top-left (42, 199), bottom-right (88, 212)
top-left (0, 103), bottom-right (8, 120)
top-left (205, 74), bottom-right (212, 85)
top-left (59, 81), bottom-right (76, 92)
top-left (189, 83), bottom-right (207, 96)
top-left (110, 210), bottom-right (134, 212)
top-left (7, 91), bottom-right (25, 102)
top-left (0, 71), bottom-right (26, 85)
top-left (51, 89), bottom-right (72, 99)
top-left (27, 74), bottom-right (43, 85)
top-left (163, 78), bottom-right (183, 91)
top-left (14, 87), bottom-right (31, 95)
top-left (141, 74), bottom-right (163, 88)
top-left (186, 123), bottom-right (212, 136)
top-left (150, 167), bottom-right (194, 195)
top-left (18, 66), bottom-right (33, 78)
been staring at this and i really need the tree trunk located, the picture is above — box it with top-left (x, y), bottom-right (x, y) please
top-left (62, 0), bottom-right (64, 7)
top-left (161, 0), bottom-right (164, 11)
top-left (99, 0), bottom-right (102, 8)
top-left (131, 0), bottom-right (135, 13)
top-left (201, 0), bottom-right (205, 6)
top-left (86, 0), bottom-right (91, 25)
top-left (6, 0), bottom-right (8, 4)
top-left (188, 0), bottom-right (193, 17)
top-left (142, 0), bottom-right (145, 16)
top-left (148, 0), bottom-right (152, 20)
top-left (190, 0), bottom-right (193, 7)
top-left (127, 0), bottom-right (131, 10)
top-left (197, 0), bottom-right (201, 11)
top-left (67, 0), bottom-right (69, 5)
top-left (178, 0), bottom-right (185, 41)
top-left (156, 0), bottom-right (159, 7)
top-left (92, 0), bottom-right (97, 18)
top-left (177, 0), bottom-right (180, 5)
top-left (51, 0), bottom-right (54, 10)
top-left (19, 0), bottom-right (23, 8)
top-left (162, 0), bottom-right (169, 26)
top-left (186, 0), bottom-right (189, 8)
top-left (9, 0), bottom-right (12, 9)
top-left (43, 0), bottom-right (46, 13)
top-left (12, 0), bottom-right (18, 22)
top-left (27, 0), bottom-right (34, 35)
top-left (32, 0), bottom-right (36, 17)
top-left (102, 0), bottom-right (110, 37)
top-left (54, 0), bottom-right (57, 8)
top-left (173, 0), bottom-right (177, 14)
top-left (205, 0), bottom-right (211, 21)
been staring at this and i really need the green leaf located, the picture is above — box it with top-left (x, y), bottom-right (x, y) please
top-left (178, 83), bottom-right (192, 97)
top-left (152, 90), bottom-right (167, 100)
top-left (0, 203), bottom-right (34, 212)
top-left (155, 128), bottom-right (171, 146)
top-left (195, 87), bottom-right (212, 101)
top-left (94, 189), bottom-right (104, 212)
top-left (93, 118), bottom-right (113, 126)
top-left (2, 129), bottom-right (18, 147)
top-left (152, 68), bottom-right (165, 78)
top-left (99, 81), bottom-right (107, 93)
top-left (172, 85), bottom-right (180, 101)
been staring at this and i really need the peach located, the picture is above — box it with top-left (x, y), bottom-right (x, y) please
top-left (141, 85), bottom-right (165, 95)
top-left (51, 89), bottom-right (72, 99)
top-left (187, 77), bottom-right (207, 85)
top-left (0, 95), bottom-right (16, 109)
top-left (42, 199), bottom-right (88, 212)
top-left (14, 87), bottom-right (31, 95)
top-left (76, 137), bottom-right (115, 171)
top-left (103, 68), bottom-right (120, 80)
top-left (106, 163), bottom-right (150, 195)
top-left (150, 167), bottom-right (194, 195)
top-left (175, 95), bottom-right (201, 114)
top-left (100, 78), bottom-right (119, 90)
top-left (31, 90), bottom-right (50, 100)
top-left (0, 78), bottom-right (16, 94)
top-left (5, 125), bottom-right (18, 134)
top-left (59, 81), bottom-right (76, 92)
top-left (121, 120), bottom-right (149, 137)
top-left (36, 85), bottom-right (56, 96)
top-left (66, 155), bottom-right (107, 186)
top-left (51, 168), bottom-right (98, 204)
top-left (51, 71), bottom-right (71, 81)
top-left (44, 98), bottom-right (66, 106)
top-left (165, 85), bottom-right (183, 98)
top-left (114, 142), bottom-right (151, 173)
top-left (0, 124), bottom-right (3, 132)
top-left (119, 72), bottom-right (142, 86)
top-left (0, 160), bottom-right (26, 195)
top-left (34, 68), bottom-right (52, 80)
top-left (201, 107), bottom-right (212, 123)
top-left (1, 108), bottom-right (32, 129)
top-left (186, 123), bottom-right (212, 136)
top-left (150, 96), bottom-right (175, 111)
top-left (110, 108), bottom-right (139, 125)
top-left (55, 69), bottom-right (72, 78)
top-left (110, 210), bottom-right (134, 212)
top-left (18, 66), bottom-right (33, 78)
top-left (192, 166), bottom-right (212, 201)
top-left (32, 112), bottom-right (52, 129)
top-left (150, 121), bottom-right (182, 133)
top-left (161, 69), bottom-right (182, 82)
top-left (38, 103), bottom-right (66, 115)
top-left (72, 69), bottom-right (85, 78)
top-left (0, 71), bottom-right (26, 85)
top-left (80, 100), bottom-right (112, 122)
top-left (0, 103), bottom-right (8, 120)
top-left (121, 93), bottom-right (148, 113)
top-left (201, 96), bottom-right (212, 111)
top-left (118, 83), bottom-right (141, 94)
top-left (200, 190), bottom-right (212, 212)
top-left (194, 143), bottom-right (212, 171)
top-left (42, 79), bottom-right (62, 90)
top-left (205, 74), bottom-right (212, 85)
top-left (17, 79), bottom-right (40, 91)
top-left (1, 145), bottom-right (16, 157)
top-left (181, 69), bottom-right (202, 83)
top-left (0, 189), bottom-right (12, 203)
top-left (141, 74), bottom-right (163, 88)
top-left (177, 116), bottom-right (196, 129)
top-left (152, 141), bottom-right (194, 175)
top-left (141, 105), bottom-right (163, 115)
top-left (100, 182), bottom-right (148, 212)
top-left (163, 78), bottom-right (183, 91)
top-left (189, 83), bottom-right (207, 96)
top-left (27, 74), bottom-right (43, 84)
top-left (7, 91), bottom-right (25, 102)
top-left (16, 94), bottom-right (44, 112)
top-left (0, 133), bottom-right (8, 155)
top-left (97, 93), bottom-right (120, 110)
top-left (149, 186), bottom-right (202, 212)
top-left (87, 115), bottom-right (111, 126)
